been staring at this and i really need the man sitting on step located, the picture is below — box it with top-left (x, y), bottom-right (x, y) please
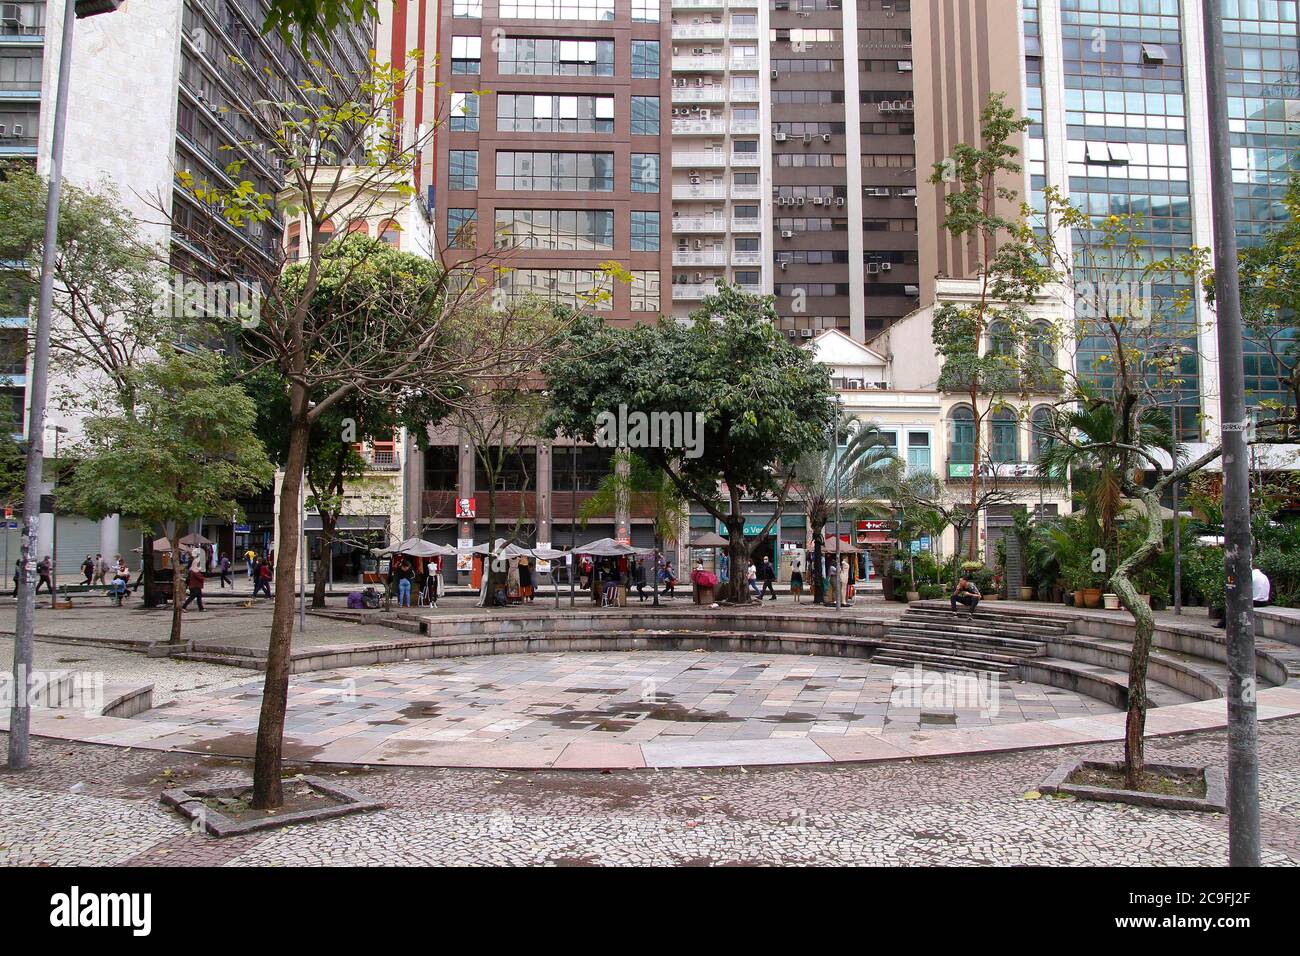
top-left (951, 576), bottom-right (981, 615)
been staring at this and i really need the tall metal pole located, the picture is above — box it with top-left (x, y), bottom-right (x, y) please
top-left (568, 444), bottom-right (576, 608)
top-left (298, 476), bottom-right (306, 632)
top-left (50, 428), bottom-right (60, 603)
top-left (1172, 405), bottom-right (1182, 615)
top-left (833, 402), bottom-right (842, 611)
top-left (1202, 0), bottom-right (1259, 867)
top-left (8, 0), bottom-right (78, 770)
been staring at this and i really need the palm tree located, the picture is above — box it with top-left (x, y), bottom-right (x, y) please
top-left (790, 421), bottom-right (898, 603)
top-left (579, 450), bottom-right (688, 603)
top-left (1037, 390), bottom-right (1172, 573)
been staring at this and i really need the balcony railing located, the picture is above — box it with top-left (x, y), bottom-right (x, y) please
top-left (671, 0), bottom-right (726, 9)
top-left (729, 57), bottom-right (760, 72)
top-left (730, 152), bottom-right (761, 167)
top-left (730, 218), bottom-right (762, 232)
top-left (672, 24), bottom-right (726, 40)
top-left (672, 182), bottom-right (726, 200)
top-left (672, 55), bottom-right (726, 72)
top-left (672, 150), bottom-right (727, 168)
top-left (672, 118), bottom-right (726, 135)
top-left (673, 281), bottom-right (723, 300)
top-left (673, 250), bottom-right (727, 266)
top-left (731, 251), bottom-right (762, 266)
top-left (672, 86), bottom-right (726, 103)
top-left (730, 119), bottom-right (761, 135)
top-left (729, 87), bottom-right (760, 103)
top-left (672, 216), bottom-right (728, 233)
top-left (368, 449), bottom-right (401, 471)
top-left (730, 184), bottom-right (761, 200)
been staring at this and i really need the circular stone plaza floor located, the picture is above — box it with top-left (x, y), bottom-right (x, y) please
top-left (134, 651), bottom-right (1119, 768)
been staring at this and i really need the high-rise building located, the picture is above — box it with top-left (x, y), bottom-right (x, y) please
top-left (1024, 0), bottom-right (1299, 441)
top-left (668, 0), bottom-right (768, 318)
top-left (769, 0), bottom-right (919, 343)
top-left (6, 0), bottom-right (374, 571)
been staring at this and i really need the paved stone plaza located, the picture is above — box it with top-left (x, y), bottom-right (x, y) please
top-left (135, 651), bottom-right (1118, 755)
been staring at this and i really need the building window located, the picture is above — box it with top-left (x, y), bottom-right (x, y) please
top-left (631, 0), bottom-right (659, 21)
top-left (497, 269), bottom-right (612, 310)
top-left (500, 0), bottom-right (615, 20)
top-left (447, 208), bottom-right (477, 249)
top-left (631, 40), bottom-right (659, 78)
top-left (423, 445), bottom-right (460, 491)
top-left (990, 409), bottom-right (1019, 463)
top-left (907, 431), bottom-right (931, 476)
top-left (630, 211), bottom-right (659, 251)
top-left (498, 38), bottom-right (614, 76)
top-left (949, 405), bottom-right (975, 465)
top-left (451, 35), bottom-right (481, 74)
top-left (497, 94), bottom-right (614, 134)
top-left (494, 209), bottom-right (615, 250)
top-left (379, 220), bottom-right (401, 247)
top-left (449, 150), bottom-right (478, 190)
top-left (553, 445), bottom-right (614, 491)
top-left (631, 96), bottom-right (659, 135)
top-left (450, 92), bottom-right (479, 131)
top-left (452, 0), bottom-right (481, 17)
top-left (631, 153), bottom-right (659, 192)
top-left (631, 271), bottom-right (659, 312)
top-left (475, 447), bottom-right (537, 492)
top-left (495, 151), bottom-right (615, 191)
top-left (1030, 405), bottom-right (1052, 463)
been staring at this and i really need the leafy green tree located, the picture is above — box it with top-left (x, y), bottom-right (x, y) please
top-left (59, 349), bottom-right (273, 644)
top-left (0, 166), bottom-right (172, 417)
top-left (929, 93), bottom-right (1059, 559)
top-left (544, 283), bottom-right (837, 603)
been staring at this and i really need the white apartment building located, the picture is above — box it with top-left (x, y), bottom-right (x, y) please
top-left (668, 0), bottom-right (770, 318)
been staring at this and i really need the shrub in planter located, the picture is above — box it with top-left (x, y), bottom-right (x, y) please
top-left (918, 583), bottom-right (946, 601)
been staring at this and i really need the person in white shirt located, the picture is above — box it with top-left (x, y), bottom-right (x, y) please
top-left (1214, 566), bottom-right (1271, 628)
top-left (1252, 566), bottom-right (1271, 607)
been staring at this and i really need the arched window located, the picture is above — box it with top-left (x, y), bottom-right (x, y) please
top-left (990, 407), bottom-right (1019, 463)
top-left (347, 220), bottom-right (370, 236)
top-left (1029, 321), bottom-right (1058, 389)
top-left (1030, 405), bottom-right (1053, 462)
top-left (285, 221), bottom-right (301, 261)
top-left (379, 219), bottom-right (401, 247)
top-left (985, 321), bottom-right (1019, 390)
top-left (949, 405), bottom-right (975, 465)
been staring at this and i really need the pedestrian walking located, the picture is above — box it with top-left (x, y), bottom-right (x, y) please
top-left (36, 555), bottom-right (53, 594)
top-left (395, 558), bottom-right (414, 607)
top-left (11, 558), bottom-right (21, 596)
top-left (253, 559), bottom-right (272, 598)
top-left (659, 561), bottom-right (677, 599)
top-left (747, 561), bottom-right (760, 597)
top-left (218, 553), bottom-right (232, 589)
top-left (759, 555), bottom-right (777, 601)
top-left (244, 547), bottom-right (257, 579)
top-left (633, 559), bottom-right (647, 603)
top-left (80, 554), bottom-right (94, 586)
top-left (181, 565), bottom-right (206, 611)
top-left (91, 553), bottom-right (109, 587)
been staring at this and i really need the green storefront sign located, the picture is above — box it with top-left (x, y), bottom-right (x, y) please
top-left (717, 522), bottom-right (776, 537)
top-left (948, 463), bottom-right (974, 479)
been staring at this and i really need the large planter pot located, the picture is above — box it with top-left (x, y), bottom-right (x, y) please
top-left (1019, 586), bottom-right (1034, 601)
top-left (1208, 605), bottom-right (1225, 622)
top-left (1102, 592), bottom-right (1121, 610)
top-left (906, 590), bottom-right (921, 603)
top-left (1081, 587), bottom-right (1103, 609)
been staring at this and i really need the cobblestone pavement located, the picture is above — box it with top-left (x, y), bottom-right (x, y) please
top-left (138, 651), bottom-right (1118, 755)
top-left (1, 717), bottom-right (1296, 866)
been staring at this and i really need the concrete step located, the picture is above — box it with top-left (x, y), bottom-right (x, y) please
top-left (883, 625), bottom-right (1047, 654)
top-left (1027, 657), bottom-right (1201, 708)
top-left (903, 605), bottom-right (1070, 629)
top-left (871, 652), bottom-right (1016, 678)
top-left (171, 652), bottom-right (263, 670)
top-left (875, 638), bottom-right (1034, 666)
top-left (901, 611), bottom-right (1069, 636)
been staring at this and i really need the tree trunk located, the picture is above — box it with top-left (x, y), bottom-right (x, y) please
top-left (311, 514), bottom-right (336, 609)
top-left (166, 521), bottom-right (185, 644)
top-left (141, 532), bottom-right (157, 609)
top-left (968, 387), bottom-right (982, 561)
top-left (1112, 484), bottom-right (1165, 788)
top-left (252, 412), bottom-right (310, 811)
top-left (725, 516), bottom-right (749, 604)
top-left (811, 520), bottom-right (826, 604)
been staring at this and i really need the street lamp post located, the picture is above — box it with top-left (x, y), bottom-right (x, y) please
top-left (8, 0), bottom-right (124, 771)
top-left (49, 425), bottom-right (67, 604)
top-left (833, 399), bottom-right (843, 611)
